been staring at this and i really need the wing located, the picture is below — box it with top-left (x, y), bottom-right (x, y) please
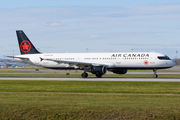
top-left (5, 56), bottom-right (29, 61)
top-left (41, 58), bottom-right (105, 69)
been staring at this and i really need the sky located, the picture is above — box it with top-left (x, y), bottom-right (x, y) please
top-left (0, 0), bottom-right (180, 59)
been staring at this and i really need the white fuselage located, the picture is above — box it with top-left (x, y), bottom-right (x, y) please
top-left (15, 52), bottom-right (175, 70)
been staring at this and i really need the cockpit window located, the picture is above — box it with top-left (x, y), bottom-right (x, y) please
top-left (158, 56), bottom-right (171, 60)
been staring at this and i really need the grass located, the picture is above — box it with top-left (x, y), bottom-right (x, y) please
top-left (0, 81), bottom-right (180, 94)
top-left (0, 81), bottom-right (180, 119)
top-left (1, 93), bottom-right (180, 119)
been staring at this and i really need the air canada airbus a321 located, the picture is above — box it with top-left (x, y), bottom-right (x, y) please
top-left (8, 30), bottom-right (175, 78)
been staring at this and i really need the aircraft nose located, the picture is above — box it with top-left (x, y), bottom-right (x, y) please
top-left (171, 60), bottom-right (176, 66)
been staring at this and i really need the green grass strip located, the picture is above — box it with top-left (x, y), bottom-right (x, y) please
top-left (0, 81), bottom-right (180, 94)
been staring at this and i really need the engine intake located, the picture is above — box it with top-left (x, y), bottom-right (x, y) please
top-left (90, 66), bottom-right (107, 75)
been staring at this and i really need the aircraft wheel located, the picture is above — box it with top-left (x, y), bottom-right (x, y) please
top-left (154, 74), bottom-right (158, 78)
top-left (96, 74), bottom-right (102, 78)
top-left (153, 69), bottom-right (158, 78)
top-left (81, 72), bottom-right (88, 78)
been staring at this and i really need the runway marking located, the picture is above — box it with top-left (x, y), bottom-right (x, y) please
top-left (0, 77), bottom-right (180, 82)
top-left (0, 92), bottom-right (180, 96)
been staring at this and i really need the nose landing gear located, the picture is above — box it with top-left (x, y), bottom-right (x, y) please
top-left (153, 69), bottom-right (158, 78)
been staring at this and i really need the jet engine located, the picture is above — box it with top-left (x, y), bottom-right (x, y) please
top-left (88, 66), bottom-right (107, 75)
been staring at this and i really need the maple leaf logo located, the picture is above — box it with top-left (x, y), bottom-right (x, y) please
top-left (20, 40), bottom-right (31, 53)
top-left (144, 60), bottom-right (149, 65)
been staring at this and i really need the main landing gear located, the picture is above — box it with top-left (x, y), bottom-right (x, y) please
top-left (81, 72), bottom-right (103, 78)
top-left (81, 72), bottom-right (88, 78)
top-left (95, 73), bottom-right (102, 78)
top-left (153, 69), bottom-right (158, 78)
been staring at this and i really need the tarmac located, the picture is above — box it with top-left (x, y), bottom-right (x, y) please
top-left (0, 77), bottom-right (180, 82)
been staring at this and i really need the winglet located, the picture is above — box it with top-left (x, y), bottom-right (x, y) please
top-left (40, 57), bottom-right (44, 61)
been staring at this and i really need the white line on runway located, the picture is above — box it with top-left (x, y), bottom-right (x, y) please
top-left (0, 77), bottom-right (180, 82)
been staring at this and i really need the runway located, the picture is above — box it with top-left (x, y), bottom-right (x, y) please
top-left (0, 77), bottom-right (180, 82)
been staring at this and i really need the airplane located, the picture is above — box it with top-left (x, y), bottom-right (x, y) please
top-left (4, 62), bottom-right (26, 68)
top-left (7, 30), bottom-right (175, 78)
top-left (0, 59), bottom-right (26, 68)
top-left (0, 62), bottom-right (6, 67)
top-left (0, 62), bottom-right (25, 68)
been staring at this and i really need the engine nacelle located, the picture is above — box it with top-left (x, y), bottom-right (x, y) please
top-left (111, 69), bottom-right (127, 74)
top-left (89, 66), bottom-right (107, 75)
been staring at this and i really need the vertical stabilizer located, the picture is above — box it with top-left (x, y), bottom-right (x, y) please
top-left (16, 30), bottom-right (40, 54)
